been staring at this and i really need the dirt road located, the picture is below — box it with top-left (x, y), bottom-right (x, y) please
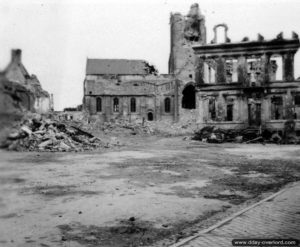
top-left (0, 137), bottom-right (300, 247)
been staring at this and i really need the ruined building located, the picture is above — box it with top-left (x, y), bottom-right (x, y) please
top-left (168, 3), bottom-right (206, 122)
top-left (193, 27), bottom-right (300, 131)
top-left (83, 3), bottom-right (300, 132)
top-left (1, 49), bottom-right (53, 114)
top-left (83, 59), bottom-right (178, 122)
top-left (83, 3), bottom-right (204, 123)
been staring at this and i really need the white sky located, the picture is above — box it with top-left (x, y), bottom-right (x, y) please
top-left (1, 0), bottom-right (300, 110)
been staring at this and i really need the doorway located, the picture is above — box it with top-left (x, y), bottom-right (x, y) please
top-left (147, 112), bottom-right (154, 121)
top-left (248, 103), bottom-right (261, 126)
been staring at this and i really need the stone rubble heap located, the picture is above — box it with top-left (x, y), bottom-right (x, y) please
top-left (193, 120), bottom-right (299, 144)
top-left (101, 120), bottom-right (154, 135)
top-left (80, 118), bottom-right (155, 137)
top-left (1, 115), bottom-right (105, 152)
top-left (96, 119), bottom-right (196, 137)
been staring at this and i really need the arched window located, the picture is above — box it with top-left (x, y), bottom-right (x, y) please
top-left (164, 97), bottom-right (171, 113)
top-left (96, 97), bottom-right (102, 112)
top-left (113, 97), bottom-right (119, 112)
top-left (130, 98), bottom-right (136, 113)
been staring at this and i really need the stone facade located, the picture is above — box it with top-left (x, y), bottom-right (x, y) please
top-left (84, 71), bottom-right (178, 122)
top-left (193, 29), bottom-right (300, 131)
top-left (83, 3), bottom-right (300, 132)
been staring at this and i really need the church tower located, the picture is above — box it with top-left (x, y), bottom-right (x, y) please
top-left (169, 3), bottom-right (206, 83)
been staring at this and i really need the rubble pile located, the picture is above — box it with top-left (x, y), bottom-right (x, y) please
top-left (148, 120), bottom-right (197, 136)
top-left (193, 120), bottom-right (300, 144)
top-left (74, 117), bottom-right (197, 138)
top-left (81, 118), bottom-right (154, 137)
top-left (1, 115), bottom-right (105, 151)
top-left (101, 120), bottom-right (154, 135)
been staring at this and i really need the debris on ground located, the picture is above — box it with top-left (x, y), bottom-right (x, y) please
top-left (148, 120), bottom-right (197, 137)
top-left (81, 118), bottom-right (197, 138)
top-left (0, 114), bottom-right (110, 151)
top-left (80, 118), bottom-right (154, 137)
top-left (192, 120), bottom-right (300, 144)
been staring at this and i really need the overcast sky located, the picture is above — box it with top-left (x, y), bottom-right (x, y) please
top-left (1, 0), bottom-right (300, 110)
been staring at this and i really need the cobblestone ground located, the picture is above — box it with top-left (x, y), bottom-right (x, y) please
top-left (172, 182), bottom-right (300, 247)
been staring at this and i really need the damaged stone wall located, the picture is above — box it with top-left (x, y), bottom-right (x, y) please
top-left (169, 3), bottom-right (206, 82)
top-left (194, 32), bottom-right (300, 131)
top-left (83, 74), bottom-right (177, 123)
top-left (197, 88), bottom-right (248, 129)
top-left (0, 74), bottom-right (35, 114)
top-left (26, 75), bottom-right (51, 114)
top-left (197, 87), bottom-right (300, 131)
top-left (168, 4), bottom-right (206, 124)
top-left (4, 49), bottom-right (52, 114)
top-left (0, 73), bottom-right (35, 142)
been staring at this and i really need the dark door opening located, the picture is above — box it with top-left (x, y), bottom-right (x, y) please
top-left (182, 84), bottom-right (196, 109)
top-left (226, 104), bottom-right (233, 121)
top-left (248, 103), bottom-right (261, 126)
top-left (147, 112), bottom-right (154, 121)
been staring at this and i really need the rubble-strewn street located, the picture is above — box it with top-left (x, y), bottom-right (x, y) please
top-left (0, 137), bottom-right (299, 247)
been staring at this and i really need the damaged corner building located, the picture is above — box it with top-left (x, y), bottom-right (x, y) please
top-left (0, 49), bottom-right (53, 115)
top-left (83, 3), bottom-right (300, 133)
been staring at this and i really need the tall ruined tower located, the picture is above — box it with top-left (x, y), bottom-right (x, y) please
top-left (169, 3), bottom-right (206, 83)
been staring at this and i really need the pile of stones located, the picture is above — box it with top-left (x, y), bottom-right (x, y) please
top-left (1, 115), bottom-right (105, 152)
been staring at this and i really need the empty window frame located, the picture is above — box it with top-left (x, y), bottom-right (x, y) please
top-left (271, 96), bottom-right (284, 120)
top-left (204, 60), bottom-right (216, 84)
top-left (208, 66), bottom-right (216, 84)
top-left (215, 26), bottom-right (226, 43)
top-left (130, 98), bottom-right (136, 113)
top-left (113, 97), bottom-right (119, 112)
top-left (226, 59), bottom-right (238, 83)
top-left (247, 57), bottom-right (262, 84)
top-left (96, 97), bottom-right (102, 112)
top-left (270, 55), bottom-right (283, 81)
top-left (164, 97), bottom-right (171, 113)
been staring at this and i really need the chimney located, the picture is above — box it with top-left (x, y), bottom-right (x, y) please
top-left (11, 49), bottom-right (22, 64)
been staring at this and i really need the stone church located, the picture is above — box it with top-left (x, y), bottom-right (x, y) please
top-left (83, 3), bottom-right (300, 132)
